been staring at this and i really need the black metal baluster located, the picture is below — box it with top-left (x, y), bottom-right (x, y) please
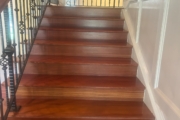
top-left (0, 79), bottom-right (4, 120)
top-left (118, 0), bottom-right (120, 7)
top-left (3, 4), bottom-right (19, 112)
top-left (22, 0), bottom-right (28, 58)
top-left (14, 0), bottom-right (22, 75)
top-left (91, 0), bottom-right (92, 6)
top-left (26, 0), bottom-right (31, 50)
top-left (109, 0), bottom-right (110, 7)
top-left (19, 0), bottom-right (25, 66)
top-left (0, 14), bottom-right (5, 120)
top-left (0, 54), bottom-right (9, 110)
top-left (29, 0), bottom-right (34, 42)
top-left (100, 0), bottom-right (102, 6)
top-left (10, 0), bottom-right (19, 85)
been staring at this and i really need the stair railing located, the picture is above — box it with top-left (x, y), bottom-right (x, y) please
top-left (0, 0), bottom-right (50, 119)
top-left (49, 0), bottom-right (123, 7)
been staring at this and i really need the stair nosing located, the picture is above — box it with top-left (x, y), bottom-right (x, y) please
top-left (28, 55), bottom-right (138, 66)
top-left (39, 27), bottom-right (128, 33)
top-left (34, 40), bottom-right (132, 48)
top-left (43, 16), bottom-right (124, 21)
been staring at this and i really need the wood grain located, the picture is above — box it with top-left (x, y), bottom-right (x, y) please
top-left (8, 6), bottom-right (154, 120)
top-left (17, 75), bottom-right (144, 101)
top-left (41, 17), bottom-right (124, 30)
top-left (31, 40), bottom-right (132, 58)
top-left (36, 29), bottom-right (128, 41)
top-left (24, 55), bottom-right (137, 76)
top-left (45, 6), bottom-right (122, 18)
top-left (8, 99), bottom-right (155, 120)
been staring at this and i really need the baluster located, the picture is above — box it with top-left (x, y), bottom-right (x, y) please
top-left (26, 0), bottom-right (31, 49)
top-left (3, 4), bottom-right (20, 112)
top-left (0, 81), bottom-right (4, 120)
top-left (19, 0), bottom-right (25, 66)
top-left (0, 54), bottom-right (9, 111)
top-left (0, 13), bottom-right (5, 120)
top-left (10, 0), bottom-right (19, 85)
top-left (14, 0), bottom-right (22, 75)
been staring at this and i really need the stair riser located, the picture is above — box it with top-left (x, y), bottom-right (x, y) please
top-left (45, 7), bottom-right (122, 18)
top-left (31, 45), bottom-right (132, 58)
top-left (17, 87), bottom-right (144, 101)
top-left (41, 18), bottom-right (124, 29)
top-left (24, 63), bottom-right (137, 76)
top-left (36, 30), bottom-right (128, 41)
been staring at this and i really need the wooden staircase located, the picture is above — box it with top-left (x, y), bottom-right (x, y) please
top-left (8, 6), bottom-right (154, 120)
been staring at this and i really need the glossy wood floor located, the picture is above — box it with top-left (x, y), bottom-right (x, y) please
top-left (8, 6), bottom-right (155, 120)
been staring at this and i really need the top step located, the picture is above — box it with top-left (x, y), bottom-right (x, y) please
top-left (45, 6), bottom-right (122, 18)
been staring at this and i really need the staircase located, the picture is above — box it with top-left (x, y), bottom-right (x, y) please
top-left (8, 6), bottom-right (154, 120)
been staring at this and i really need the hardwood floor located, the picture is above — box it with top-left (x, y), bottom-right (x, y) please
top-left (8, 6), bottom-right (155, 120)
top-left (8, 99), bottom-right (154, 120)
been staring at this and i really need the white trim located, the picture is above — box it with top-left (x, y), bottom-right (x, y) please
top-left (135, 0), bottom-right (142, 43)
top-left (123, 9), bottom-right (165, 120)
top-left (156, 89), bottom-right (180, 118)
top-left (154, 0), bottom-right (170, 88)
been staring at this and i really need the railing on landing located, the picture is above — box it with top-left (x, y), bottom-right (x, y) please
top-left (50, 0), bottom-right (123, 7)
top-left (0, 0), bottom-right (50, 119)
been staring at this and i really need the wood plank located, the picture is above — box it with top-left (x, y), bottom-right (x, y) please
top-left (45, 6), bottom-right (122, 18)
top-left (41, 17), bottom-right (124, 30)
top-left (8, 99), bottom-right (155, 120)
top-left (36, 29), bottom-right (128, 41)
top-left (16, 75), bottom-right (144, 101)
top-left (31, 40), bottom-right (132, 58)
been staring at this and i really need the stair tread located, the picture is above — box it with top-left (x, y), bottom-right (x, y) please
top-left (43, 16), bottom-right (124, 21)
top-left (9, 99), bottom-right (154, 119)
top-left (39, 26), bottom-right (127, 32)
top-left (34, 40), bottom-right (131, 47)
top-left (20, 74), bottom-right (144, 90)
top-left (28, 55), bottom-right (137, 66)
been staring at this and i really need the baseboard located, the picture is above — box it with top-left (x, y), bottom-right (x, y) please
top-left (156, 88), bottom-right (180, 119)
top-left (122, 9), bottom-right (165, 120)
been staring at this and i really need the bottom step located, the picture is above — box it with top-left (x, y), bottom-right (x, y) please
top-left (8, 99), bottom-right (154, 120)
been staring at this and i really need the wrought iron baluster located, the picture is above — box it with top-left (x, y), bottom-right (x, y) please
top-left (10, 0), bottom-right (19, 85)
top-left (0, 80), bottom-right (4, 120)
top-left (0, 54), bottom-right (9, 110)
top-left (14, 0), bottom-right (22, 75)
top-left (19, 0), bottom-right (25, 65)
top-left (3, 4), bottom-right (19, 112)
top-left (26, 0), bottom-right (31, 49)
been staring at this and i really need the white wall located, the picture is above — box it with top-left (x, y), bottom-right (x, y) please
top-left (123, 0), bottom-right (180, 119)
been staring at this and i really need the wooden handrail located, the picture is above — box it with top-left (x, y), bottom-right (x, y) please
top-left (0, 0), bottom-right (9, 13)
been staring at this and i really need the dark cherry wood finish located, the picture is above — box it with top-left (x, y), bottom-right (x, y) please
top-left (8, 99), bottom-right (154, 120)
top-left (41, 17), bottom-right (124, 29)
top-left (17, 74), bottom-right (145, 101)
top-left (31, 40), bottom-right (132, 58)
top-left (44, 6), bottom-right (122, 18)
top-left (8, 6), bottom-right (155, 120)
